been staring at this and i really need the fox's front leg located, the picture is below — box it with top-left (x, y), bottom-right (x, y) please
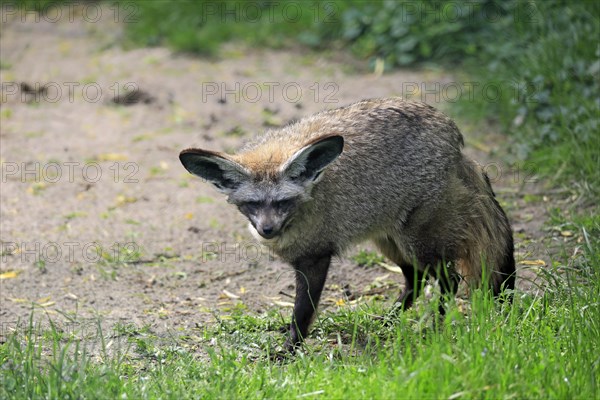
top-left (284, 254), bottom-right (331, 352)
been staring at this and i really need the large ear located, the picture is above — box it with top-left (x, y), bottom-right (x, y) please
top-left (281, 135), bottom-right (344, 182)
top-left (179, 148), bottom-right (249, 193)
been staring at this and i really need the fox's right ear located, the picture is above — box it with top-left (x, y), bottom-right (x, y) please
top-left (179, 149), bottom-right (249, 194)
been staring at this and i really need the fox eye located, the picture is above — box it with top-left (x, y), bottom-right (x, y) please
top-left (241, 201), bottom-right (261, 214)
top-left (274, 199), bottom-right (293, 210)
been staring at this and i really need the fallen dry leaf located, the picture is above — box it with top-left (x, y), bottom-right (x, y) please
top-left (379, 262), bottom-right (403, 274)
top-left (222, 289), bottom-right (240, 299)
top-left (273, 300), bottom-right (294, 308)
top-left (0, 270), bottom-right (21, 279)
top-left (35, 296), bottom-right (52, 304)
top-left (8, 298), bottom-right (28, 303)
top-left (115, 195), bottom-right (137, 207)
top-left (519, 259), bottom-right (546, 266)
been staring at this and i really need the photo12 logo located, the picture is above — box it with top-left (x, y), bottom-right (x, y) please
top-left (201, 81), bottom-right (339, 104)
top-left (0, 241), bottom-right (141, 265)
top-left (380, 2), bottom-right (538, 24)
top-left (201, 241), bottom-right (275, 264)
top-left (199, 1), bottom-right (340, 24)
top-left (1, 161), bottom-right (139, 184)
top-left (0, 1), bottom-right (139, 23)
top-left (1, 81), bottom-right (141, 104)
top-left (400, 80), bottom-right (541, 104)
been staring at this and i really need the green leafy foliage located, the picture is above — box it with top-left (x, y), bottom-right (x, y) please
top-left (341, 0), bottom-right (497, 66)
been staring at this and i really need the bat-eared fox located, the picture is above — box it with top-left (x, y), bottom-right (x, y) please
top-left (180, 98), bottom-right (515, 353)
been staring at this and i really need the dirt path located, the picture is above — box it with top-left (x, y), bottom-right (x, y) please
top-left (0, 8), bottom-right (551, 342)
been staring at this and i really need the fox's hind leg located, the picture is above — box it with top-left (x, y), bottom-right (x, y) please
top-left (432, 262), bottom-right (461, 315)
top-left (373, 236), bottom-right (426, 311)
top-left (395, 264), bottom-right (427, 310)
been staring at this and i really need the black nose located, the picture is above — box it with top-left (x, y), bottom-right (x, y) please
top-left (262, 226), bottom-right (273, 235)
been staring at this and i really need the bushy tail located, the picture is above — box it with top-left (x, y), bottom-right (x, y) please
top-left (456, 160), bottom-right (516, 297)
top-left (484, 171), bottom-right (516, 297)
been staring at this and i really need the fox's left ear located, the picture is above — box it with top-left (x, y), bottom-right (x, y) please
top-left (281, 135), bottom-right (344, 182)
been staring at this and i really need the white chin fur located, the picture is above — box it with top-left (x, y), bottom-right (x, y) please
top-left (248, 222), bottom-right (277, 244)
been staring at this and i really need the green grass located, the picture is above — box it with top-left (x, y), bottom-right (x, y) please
top-left (2, 227), bottom-right (598, 398)
top-left (351, 249), bottom-right (386, 268)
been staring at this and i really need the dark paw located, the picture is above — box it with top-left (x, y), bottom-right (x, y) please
top-left (278, 324), bottom-right (290, 334)
top-left (268, 339), bottom-right (300, 362)
top-left (283, 339), bottom-right (300, 354)
top-left (270, 349), bottom-right (294, 363)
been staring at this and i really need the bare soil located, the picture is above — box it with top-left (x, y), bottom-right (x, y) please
top-left (0, 8), bottom-right (554, 344)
